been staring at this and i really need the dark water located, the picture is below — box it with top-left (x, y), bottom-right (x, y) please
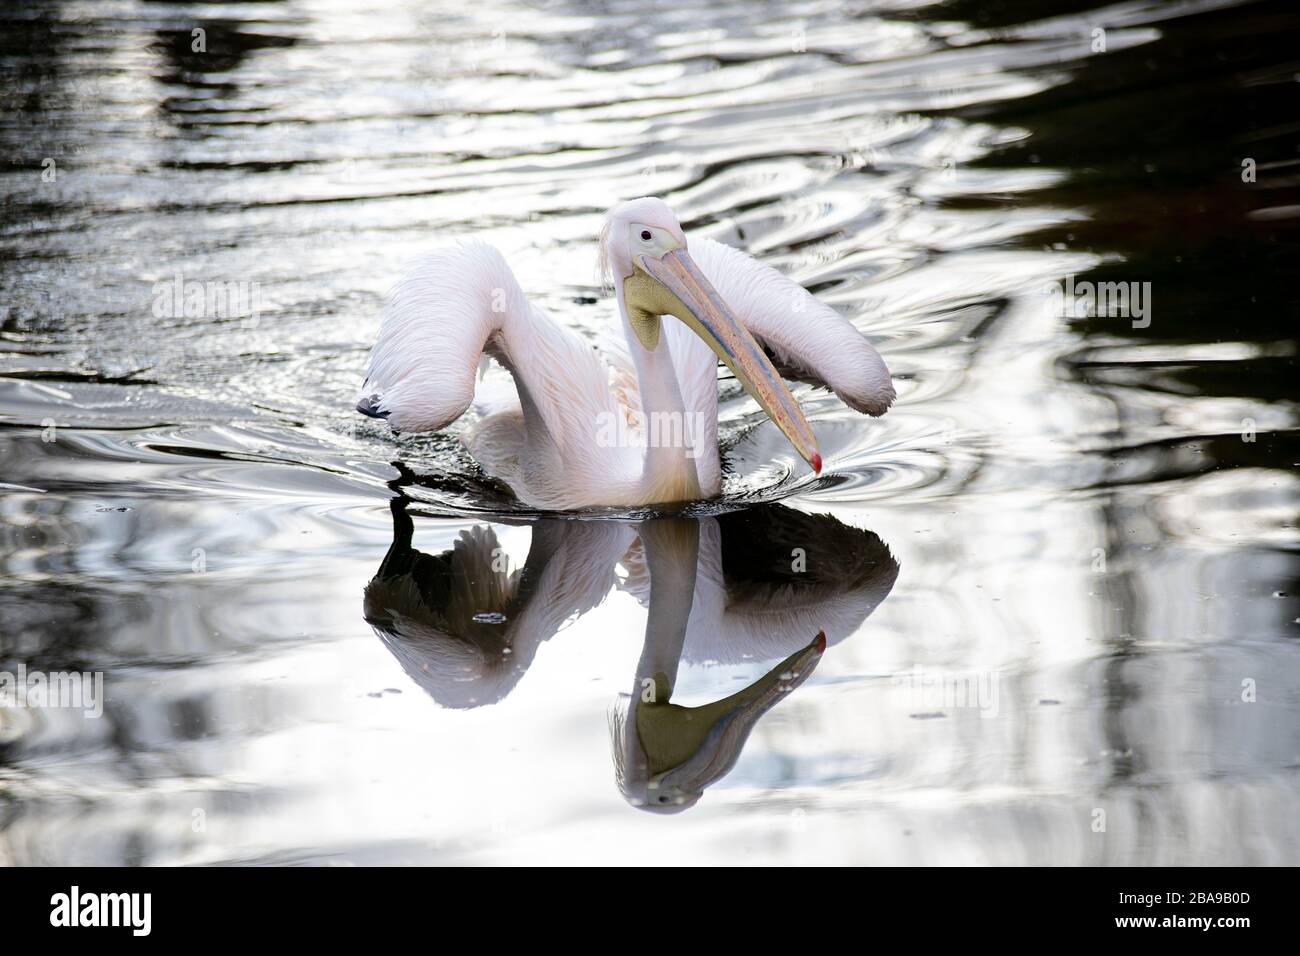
top-left (0, 0), bottom-right (1296, 864)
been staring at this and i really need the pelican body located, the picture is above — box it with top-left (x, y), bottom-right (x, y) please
top-left (356, 198), bottom-right (893, 509)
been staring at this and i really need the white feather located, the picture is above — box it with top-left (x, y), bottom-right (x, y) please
top-left (687, 237), bottom-right (896, 416)
top-left (356, 201), bottom-right (895, 508)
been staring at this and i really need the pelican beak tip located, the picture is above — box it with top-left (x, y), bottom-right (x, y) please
top-left (811, 452), bottom-right (822, 474)
top-left (814, 630), bottom-right (827, 653)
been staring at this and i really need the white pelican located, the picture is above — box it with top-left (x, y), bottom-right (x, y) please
top-left (356, 197), bottom-right (894, 509)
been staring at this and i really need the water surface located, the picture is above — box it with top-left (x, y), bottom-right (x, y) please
top-left (1, 0), bottom-right (1297, 864)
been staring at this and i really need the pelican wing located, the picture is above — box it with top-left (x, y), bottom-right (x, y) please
top-left (688, 237), bottom-right (896, 416)
top-left (357, 240), bottom-right (619, 441)
top-left (357, 240), bottom-right (507, 433)
top-left (358, 240), bottom-right (647, 504)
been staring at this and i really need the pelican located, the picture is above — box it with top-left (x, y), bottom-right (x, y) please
top-left (356, 198), bottom-right (894, 509)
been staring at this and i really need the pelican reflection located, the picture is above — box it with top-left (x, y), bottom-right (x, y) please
top-left (364, 497), bottom-right (898, 809)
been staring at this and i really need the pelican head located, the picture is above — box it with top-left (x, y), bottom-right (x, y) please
top-left (600, 198), bottom-right (822, 474)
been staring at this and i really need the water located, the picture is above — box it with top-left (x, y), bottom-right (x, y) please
top-left (1, 0), bottom-right (1297, 864)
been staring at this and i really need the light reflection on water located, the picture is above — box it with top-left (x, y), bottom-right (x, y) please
top-left (0, 0), bottom-right (1297, 864)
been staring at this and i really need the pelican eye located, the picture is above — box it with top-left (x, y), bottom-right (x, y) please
top-left (640, 230), bottom-right (652, 241)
